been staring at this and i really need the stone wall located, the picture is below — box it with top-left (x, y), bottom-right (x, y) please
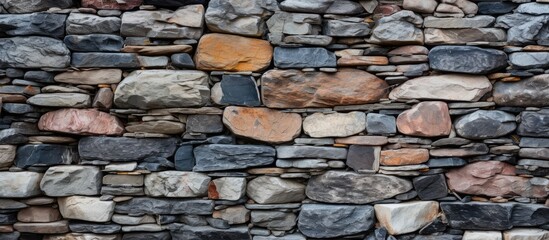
top-left (0, 0), bottom-right (548, 239)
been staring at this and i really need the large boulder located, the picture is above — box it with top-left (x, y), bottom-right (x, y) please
top-left (0, 37), bottom-right (70, 68)
top-left (429, 46), bottom-right (508, 74)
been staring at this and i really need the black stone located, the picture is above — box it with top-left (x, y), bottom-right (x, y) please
top-left (186, 115), bottom-right (223, 134)
top-left (170, 225), bottom-right (251, 240)
top-left (0, 13), bottom-right (66, 38)
top-left (413, 174), bottom-right (448, 200)
top-left (511, 203), bottom-right (549, 227)
top-left (419, 218), bottom-right (447, 235)
top-left (2, 103), bottom-right (35, 114)
top-left (24, 71), bottom-right (55, 83)
top-left (171, 53), bottom-right (195, 68)
top-left (346, 145), bottom-right (379, 172)
top-left (122, 232), bottom-right (171, 240)
top-left (426, 158), bottom-right (467, 168)
top-left (217, 75), bottom-right (261, 107)
top-left (64, 34), bottom-right (124, 52)
top-left (440, 202), bottom-right (514, 230)
top-left (71, 52), bottom-right (139, 68)
top-left (493, 75), bottom-right (549, 107)
top-left (144, 0), bottom-right (206, 7)
top-left (69, 222), bottom-right (121, 234)
top-left (15, 144), bottom-right (78, 168)
top-left (193, 144), bottom-right (275, 171)
top-left (518, 111), bottom-right (549, 137)
top-left (174, 145), bottom-right (195, 171)
top-left (274, 47), bottom-right (337, 69)
top-left (478, 2), bottom-right (518, 15)
top-left (0, 128), bottom-right (28, 144)
top-left (78, 137), bottom-right (178, 162)
top-left (114, 198), bottom-right (214, 215)
top-left (429, 46), bottom-right (508, 74)
top-left (0, 213), bottom-right (17, 224)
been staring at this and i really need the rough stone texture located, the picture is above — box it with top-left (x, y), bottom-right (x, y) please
top-left (208, 177), bottom-right (246, 201)
top-left (171, 225), bottom-right (251, 240)
top-left (397, 101), bottom-right (452, 137)
top-left (15, 144), bottom-right (78, 169)
top-left (424, 28), bottom-right (507, 45)
top-left (0, 13), bottom-right (66, 38)
top-left (27, 93), bottom-right (91, 108)
top-left (66, 13), bottom-right (121, 35)
top-left (0, 37), bottom-right (70, 68)
top-left (0, 0), bottom-right (72, 13)
top-left (277, 146), bottom-right (347, 159)
top-left (205, 0), bottom-right (276, 37)
top-left (455, 110), bottom-right (517, 139)
top-left (0, 172), bottom-right (43, 198)
top-left (262, 69), bottom-right (388, 108)
top-left (441, 202), bottom-right (514, 230)
top-left (82, 0), bottom-right (143, 10)
top-left (298, 204), bottom-right (375, 238)
top-left (429, 46), bottom-right (508, 74)
top-left (58, 197), bottom-right (115, 223)
top-left (223, 106), bottom-right (302, 144)
top-left (503, 229), bottom-right (549, 240)
top-left (0, 145), bottom-right (16, 168)
top-left (303, 112), bottom-right (366, 138)
top-left (370, 10), bottom-right (424, 45)
top-left (211, 75), bottom-right (261, 106)
top-left (306, 171), bottom-right (413, 204)
top-left (194, 144), bottom-right (275, 171)
top-left (247, 176), bottom-right (306, 204)
top-left (380, 149), bottom-right (429, 166)
top-left (38, 109), bottom-right (124, 136)
top-left (114, 198), bottom-right (214, 215)
top-left (121, 9), bottom-right (203, 39)
top-left (144, 171), bottom-right (210, 197)
top-left (79, 137), bottom-right (178, 161)
top-left (274, 47), bottom-right (336, 68)
top-left (375, 201), bottom-right (439, 235)
top-left (64, 34), bottom-right (124, 52)
top-left (493, 74), bottom-right (549, 107)
top-left (40, 166), bottom-right (101, 197)
top-left (517, 111), bottom-right (549, 137)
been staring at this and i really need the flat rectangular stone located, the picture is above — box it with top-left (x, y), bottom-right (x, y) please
top-left (71, 53), bottom-right (139, 68)
top-left (114, 198), bottom-right (214, 215)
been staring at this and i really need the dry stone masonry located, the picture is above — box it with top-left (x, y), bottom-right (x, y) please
top-left (0, 0), bottom-right (548, 239)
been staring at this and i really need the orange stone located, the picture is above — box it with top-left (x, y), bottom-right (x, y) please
top-left (396, 101), bottom-right (452, 137)
top-left (38, 108), bottom-right (124, 136)
top-left (380, 148), bottom-right (429, 166)
top-left (223, 106), bottom-right (302, 144)
top-left (337, 56), bottom-right (389, 66)
top-left (195, 33), bottom-right (273, 72)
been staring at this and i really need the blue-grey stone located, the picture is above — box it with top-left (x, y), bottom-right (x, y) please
top-left (512, 203), bottom-right (549, 227)
top-left (323, 19), bottom-right (371, 37)
top-left (509, 52), bottom-right (549, 69)
top-left (0, 37), bottom-right (70, 68)
top-left (69, 222), bottom-right (121, 234)
top-left (426, 158), bottom-right (467, 168)
top-left (366, 113), bottom-right (396, 135)
top-left (214, 75), bottom-right (261, 106)
top-left (0, 213), bottom-right (16, 224)
top-left (274, 47), bottom-right (336, 69)
top-left (0, 0), bottom-right (73, 14)
top-left (144, 0), bottom-right (206, 7)
top-left (71, 52), bottom-right (139, 68)
top-left (114, 198), bottom-right (214, 215)
top-left (122, 232), bottom-right (171, 240)
top-left (193, 144), bottom-right (275, 172)
top-left (0, 129), bottom-right (27, 145)
top-left (413, 174), bottom-right (448, 200)
top-left (171, 53), bottom-right (195, 68)
top-left (478, 2), bottom-right (517, 15)
top-left (277, 146), bottom-right (347, 159)
top-left (15, 144), bottom-right (78, 168)
top-left (186, 115), bottom-right (223, 134)
top-left (429, 46), bottom-right (508, 74)
top-left (0, 13), bottom-right (66, 38)
top-left (454, 110), bottom-right (516, 139)
top-left (518, 111), bottom-right (549, 137)
top-left (170, 225), bottom-right (251, 240)
top-left (78, 137), bottom-right (178, 161)
top-left (64, 34), bottom-right (124, 52)
top-left (520, 137), bottom-right (549, 148)
top-left (24, 71), bottom-right (55, 83)
top-left (175, 145), bottom-right (195, 171)
top-left (1, 103), bottom-right (35, 114)
top-left (493, 74), bottom-right (549, 107)
top-left (440, 202), bottom-right (514, 230)
top-left (0, 232), bottom-right (19, 240)
top-left (298, 204), bottom-right (374, 238)
top-left (516, 3), bottom-right (549, 15)
top-left (137, 157), bottom-right (174, 171)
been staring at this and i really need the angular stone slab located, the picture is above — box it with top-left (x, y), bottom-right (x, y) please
top-left (493, 74), bottom-right (549, 107)
top-left (509, 52), bottom-right (549, 69)
top-left (55, 69), bottom-right (122, 85)
top-left (58, 196), bottom-right (114, 223)
top-left (0, 0), bottom-right (72, 13)
top-left (262, 68), bottom-right (388, 108)
top-left (247, 176), bottom-right (306, 204)
top-left (277, 146), bottom-right (347, 159)
top-left (121, 9), bottom-right (203, 39)
top-left (396, 101), bottom-right (451, 137)
top-left (441, 202), bottom-right (514, 230)
top-left (0, 172), bottom-right (43, 198)
top-left (303, 112), bottom-right (366, 138)
top-left (517, 111), bottom-right (549, 137)
top-left (27, 93), bottom-right (91, 108)
top-left (171, 225), bottom-right (250, 240)
top-left (423, 16), bottom-right (495, 29)
top-left (193, 144), bottom-right (275, 171)
top-left (455, 110), bottom-right (516, 139)
top-left (306, 171), bottom-right (413, 204)
top-left (40, 166), bottom-right (101, 197)
top-left (114, 70), bottom-right (209, 109)
top-left (0, 13), bottom-right (66, 38)
top-left (273, 47), bottom-right (336, 68)
top-left (66, 13), bottom-right (121, 35)
top-left (15, 144), bottom-right (78, 169)
top-left (205, 0), bottom-right (275, 37)
top-left (144, 171), bottom-right (210, 197)
top-left (78, 137), bottom-right (178, 161)
top-left (0, 37), bottom-right (70, 68)
top-left (425, 28), bottom-right (506, 45)
top-left (71, 52), bottom-right (139, 68)
top-left (82, 0), bottom-right (143, 10)
top-left (211, 75), bottom-right (261, 106)
top-left (429, 46), bottom-right (508, 74)
top-left (375, 201), bottom-right (439, 235)
top-left (298, 204), bottom-right (374, 238)
top-left (64, 34), bottom-right (124, 52)
top-left (114, 198), bottom-right (214, 215)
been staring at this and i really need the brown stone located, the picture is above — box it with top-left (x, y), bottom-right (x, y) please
top-left (17, 207), bottom-right (62, 223)
top-left (38, 108), bottom-right (124, 136)
top-left (125, 121), bottom-right (185, 135)
top-left (0, 94), bottom-right (27, 103)
top-left (424, 28), bottom-right (506, 45)
top-left (0, 225), bottom-right (13, 233)
top-left (388, 45), bottom-right (429, 56)
top-left (446, 161), bottom-right (548, 198)
top-left (335, 136), bottom-right (389, 146)
top-left (261, 68), bottom-right (389, 108)
top-left (92, 87), bottom-right (113, 109)
top-left (396, 101), bottom-right (451, 137)
top-left (380, 149), bottom-right (429, 166)
top-left (337, 56), bottom-right (389, 66)
top-left (27, 136), bottom-right (77, 144)
top-left (54, 69), bottom-right (122, 85)
top-left (13, 221), bottom-right (69, 234)
top-left (121, 45), bottom-right (192, 55)
top-left (195, 33), bottom-right (273, 72)
top-left (82, 0), bottom-right (143, 10)
top-left (223, 106), bottom-right (302, 144)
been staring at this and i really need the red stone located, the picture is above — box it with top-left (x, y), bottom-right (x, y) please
top-left (38, 108), bottom-right (124, 136)
top-left (81, 0), bottom-right (143, 10)
top-left (397, 101), bottom-right (452, 137)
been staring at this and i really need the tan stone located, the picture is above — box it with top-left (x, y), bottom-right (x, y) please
top-left (0, 145), bottom-right (16, 168)
top-left (380, 149), bottom-right (429, 166)
top-left (212, 206), bottom-right (250, 225)
top-left (54, 69), bottom-right (122, 85)
top-left (335, 136), bottom-right (388, 145)
top-left (262, 68), bottom-right (388, 108)
top-left (38, 108), bottom-right (124, 136)
top-left (121, 45), bottom-right (192, 55)
top-left (388, 45), bottom-right (429, 56)
top-left (223, 106), bottom-right (302, 144)
top-left (125, 121), bottom-right (185, 135)
top-left (375, 201), bottom-right (439, 235)
top-left (503, 228), bottom-right (549, 240)
top-left (397, 101), bottom-right (452, 137)
top-left (337, 56), bottom-right (389, 66)
top-left (58, 196), bottom-right (115, 223)
top-left (303, 112), bottom-right (366, 138)
top-left (17, 207), bottom-right (62, 223)
top-left (195, 33), bottom-right (273, 72)
top-left (13, 221), bottom-right (69, 234)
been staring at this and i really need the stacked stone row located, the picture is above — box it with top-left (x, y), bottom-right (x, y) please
top-left (0, 0), bottom-right (548, 240)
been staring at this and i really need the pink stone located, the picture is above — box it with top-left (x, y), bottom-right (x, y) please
top-left (396, 101), bottom-right (452, 137)
top-left (38, 108), bottom-right (124, 136)
top-left (81, 0), bottom-right (143, 10)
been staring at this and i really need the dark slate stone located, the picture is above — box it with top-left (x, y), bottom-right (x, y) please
top-left (511, 203), bottom-right (549, 227)
top-left (273, 47), bottom-right (337, 69)
top-left (0, 232), bottom-right (19, 240)
top-left (193, 144), bottom-right (275, 171)
top-left (454, 110), bottom-right (516, 139)
top-left (277, 146), bottom-right (348, 159)
top-left (206, 217), bottom-right (230, 229)
top-left (2, 103), bottom-right (35, 114)
top-left (171, 53), bottom-right (195, 68)
top-left (517, 111), bottom-right (549, 137)
top-left (186, 115), bottom-right (223, 134)
top-left (158, 215), bottom-right (178, 224)
top-left (429, 46), bottom-right (508, 74)
top-left (122, 232), bottom-right (171, 240)
top-left (419, 218), bottom-right (447, 235)
top-left (0, 213), bottom-right (16, 224)
top-left (144, 0), bottom-right (206, 7)
top-left (346, 145), bottom-right (379, 172)
top-left (395, 190), bottom-right (417, 201)
top-left (0, 199), bottom-right (27, 210)
top-left (137, 157), bottom-right (175, 171)
top-left (413, 174), bottom-right (448, 200)
top-left (493, 74), bottom-right (549, 107)
top-left (0, 13), bottom-right (66, 38)
top-left (0, 128), bottom-right (28, 144)
top-left (0, 85), bottom-right (40, 95)
top-left (217, 75), bottom-right (261, 107)
top-left (69, 222), bottom-right (121, 234)
top-left (78, 137), bottom-right (178, 161)
top-left (180, 215), bottom-right (208, 226)
top-left (478, 2), bottom-right (517, 15)
top-left (520, 137), bottom-right (549, 148)
top-left (298, 204), bottom-right (375, 238)
top-left (175, 145), bottom-right (195, 171)
top-left (440, 202), bottom-right (514, 230)
top-left (411, 235), bottom-right (461, 240)
top-left (64, 34), bottom-right (124, 52)
top-left (366, 113), bottom-right (396, 135)
top-left (170, 225), bottom-right (251, 240)
top-left (24, 71), bottom-right (55, 83)
top-left (5, 68), bottom-right (24, 78)
top-left (115, 198), bottom-right (214, 215)
top-left (426, 158), bottom-right (467, 168)
top-left (431, 138), bottom-right (471, 147)
top-left (71, 52), bottom-right (139, 68)
top-left (15, 144), bottom-right (78, 168)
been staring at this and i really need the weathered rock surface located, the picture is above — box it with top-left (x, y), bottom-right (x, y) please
top-left (115, 198), bottom-right (213, 215)
top-left (15, 144), bottom-right (78, 168)
top-left (17, 206), bottom-right (61, 223)
top-left (429, 46), bottom-right (508, 74)
top-left (121, 9), bottom-right (203, 39)
top-left (27, 93), bottom-right (91, 108)
top-left (0, 0), bottom-right (72, 13)
top-left (323, 19), bottom-right (370, 37)
top-left (64, 34), bottom-right (124, 52)
top-left (463, 231), bottom-right (502, 240)
top-left (303, 112), bottom-right (366, 138)
top-left (71, 52), bottom-right (139, 68)
top-left (509, 52), bottom-right (549, 69)
top-left (144, 171), bottom-right (210, 197)
top-left (306, 171), bottom-right (413, 204)
top-left (0, 37), bottom-right (70, 68)
top-left (277, 146), bottom-right (347, 159)
top-left (223, 107), bottom-right (302, 143)
top-left (251, 211), bottom-right (296, 231)
top-left (205, 0), bottom-right (276, 37)
top-left (397, 101), bottom-right (452, 137)
top-left (247, 176), bottom-right (306, 204)
top-left (274, 47), bottom-right (336, 68)
top-left (375, 201), bottom-right (439, 235)
top-left (114, 70), bottom-right (210, 109)
top-left (79, 137), bottom-right (178, 161)
top-left (0, 13), bottom-right (66, 38)
top-left (66, 13), bottom-right (121, 35)
top-left (193, 144), bottom-right (275, 171)
top-left (493, 74), bottom-right (549, 107)
top-left (413, 174), bottom-right (448, 200)
top-left (455, 110), bottom-right (517, 139)
top-left (503, 228), bottom-right (549, 240)
top-left (403, 0), bottom-right (437, 13)
top-left (0, 172), bottom-right (43, 198)
top-left (0, 145), bottom-right (16, 168)
top-left (58, 197), bottom-right (114, 223)
top-left (441, 202), bottom-right (514, 230)
top-left (171, 225), bottom-right (251, 240)
top-left (495, 13), bottom-right (548, 45)
top-left (380, 149), bottom-right (429, 166)
top-left (38, 108), bottom-right (124, 136)
top-left (346, 145), bottom-right (380, 172)
top-left (262, 69), bottom-right (388, 108)
top-left (40, 166), bottom-right (101, 197)
top-left (424, 16), bottom-right (495, 28)
top-left (370, 10), bottom-right (424, 45)
top-left (211, 75), bottom-right (261, 106)
top-left (125, 121), bottom-right (185, 135)
top-left (425, 28), bottom-right (507, 45)
top-left (298, 204), bottom-right (375, 238)
top-left (82, 0), bottom-right (142, 10)
top-left (208, 177), bottom-right (246, 201)
top-left (517, 111), bottom-right (549, 137)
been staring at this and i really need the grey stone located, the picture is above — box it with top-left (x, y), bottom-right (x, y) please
top-left (266, 11), bottom-right (322, 36)
top-left (78, 137), bottom-right (178, 161)
top-left (254, 234), bottom-right (305, 240)
top-left (175, 145), bottom-right (195, 171)
top-left (0, 0), bottom-right (72, 13)
top-left (171, 53), bottom-right (195, 68)
top-left (71, 52), bottom-right (139, 68)
top-left (511, 203), bottom-right (549, 227)
top-left (509, 52), bottom-right (549, 69)
top-left (205, 0), bottom-right (277, 37)
top-left (276, 158), bottom-right (328, 168)
top-left (115, 198), bottom-right (214, 215)
top-left (495, 13), bottom-right (548, 45)
top-left (366, 113), bottom-right (396, 135)
top-left (121, 10), bottom-right (203, 39)
top-left (2, 103), bottom-right (35, 114)
top-left (144, 171), bottom-right (210, 197)
top-left (276, 146), bottom-right (347, 159)
top-left (283, 35), bottom-right (333, 46)
top-left (430, 143), bottom-right (490, 157)
top-left (520, 137), bottom-right (549, 148)
top-left (247, 176), bottom-right (306, 204)
top-left (370, 10), bottom-right (424, 45)
top-left (274, 47), bottom-right (336, 68)
top-left (454, 110), bottom-right (516, 139)
top-left (478, 2), bottom-right (517, 15)
top-left (0, 37), bottom-right (70, 68)
top-left (494, 74), bottom-right (549, 107)
top-left (518, 111), bottom-right (549, 137)
top-left (186, 115), bottom-right (223, 133)
top-left (413, 174), bottom-right (448, 200)
top-left (66, 13), bottom-right (120, 35)
top-left (15, 144), bottom-right (78, 169)
top-left (0, 213), bottom-right (16, 224)
top-left (194, 144), bottom-right (275, 171)
top-left (211, 74), bottom-right (261, 106)
top-left (0, 128), bottom-right (28, 145)
top-left (0, 13), bottom-right (66, 38)
top-left (279, 0), bottom-right (334, 13)
top-left (24, 71), bottom-right (55, 83)
top-left (298, 204), bottom-right (374, 238)
top-left (306, 171), bottom-right (413, 204)
top-left (346, 145), bottom-right (380, 172)
top-left (423, 16), bottom-right (495, 29)
top-left (0, 172), bottom-right (43, 198)
top-left (69, 222), bottom-right (121, 234)
top-left (429, 46), bottom-right (508, 74)
top-left (441, 202), bottom-right (514, 230)
top-left (0, 233), bottom-right (19, 240)
top-left (40, 166), bottom-right (101, 197)
top-left (114, 70), bottom-right (210, 109)
top-left (426, 158), bottom-right (467, 168)
top-left (64, 34), bottom-right (124, 52)
top-left (143, 0), bottom-right (206, 7)
top-left (516, 3), bottom-right (549, 15)
top-left (27, 93), bottom-right (91, 108)
top-left (326, 0), bottom-right (364, 14)
top-left (123, 232), bottom-right (171, 240)
top-left (171, 225), bottom-right (251, 240)
top-left (323, 19), bottom-right (370, 37)
top-left (251, 211), bottom-right (296, 231)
